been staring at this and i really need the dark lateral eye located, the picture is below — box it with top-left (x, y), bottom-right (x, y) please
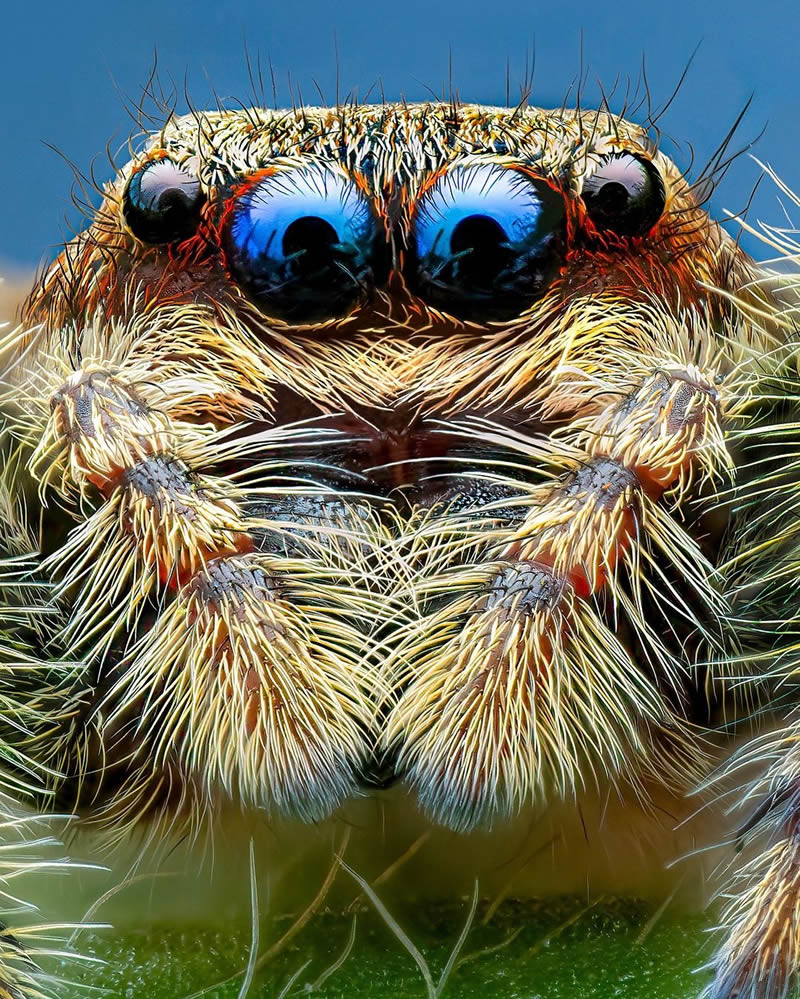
top-left (582, 153), bottom-right (666, 237)
top-left (123, 158), bottom-right (204, 244)
top-left (408, 163), bottom-right (565, 321)
top-left (223, 165), bottom-right (386, 324)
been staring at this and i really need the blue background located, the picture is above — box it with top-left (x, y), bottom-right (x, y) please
top-left (1, 0), bottom-right (797, 271)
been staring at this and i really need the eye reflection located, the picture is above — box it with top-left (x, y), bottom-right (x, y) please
top-left (582, 152), bottom-right (666, 237)
top-left (223, 164), bottom-right (387, 324)
top-left (408, 163), bottom-right (566, 321)
top-left (123, 158), bottom-right (204, 245)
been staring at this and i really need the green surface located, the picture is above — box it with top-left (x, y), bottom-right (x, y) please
top-left (56, 897), bottom-right (712, 998)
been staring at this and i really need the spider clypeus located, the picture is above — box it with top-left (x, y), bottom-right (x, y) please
top-left (0, 98), bottom-right (799, 998)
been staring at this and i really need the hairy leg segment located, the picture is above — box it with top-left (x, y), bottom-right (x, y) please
top-left (385, 360), bottom-right (731, 830)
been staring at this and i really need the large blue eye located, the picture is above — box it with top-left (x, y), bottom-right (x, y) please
top-left (408, 163), bottom-right (565, 320)
top-left (224, 165), bottom-right (386, 323)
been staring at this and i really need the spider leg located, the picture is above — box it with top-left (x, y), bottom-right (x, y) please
top-left (703, 719), bottom-right (800, 999)
top-left (0, 437), bottom-right (82, 999)
top-left (10, 356), bottom-right (384, 833)
top-left (383, 364), bottom-right (731, 831)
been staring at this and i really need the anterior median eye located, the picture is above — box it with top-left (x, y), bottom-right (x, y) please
top-left (408, 163), bottom-right (566, 321)
top-left (123, 158), bottom-right (205, 245)
top-left (223, 165), bottom-right (386, 324)
top-left (582, 152), bottom-right (666, 237)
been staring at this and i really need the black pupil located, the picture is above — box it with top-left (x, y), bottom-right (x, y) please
top-left (591, 181), bottom-right (629, 214)
top-left (282, 216), bottom-right (339, 274)
top-left (151, 186), bottom-right (190, 213)
top-left (450, 215), bottom-right (510, 292)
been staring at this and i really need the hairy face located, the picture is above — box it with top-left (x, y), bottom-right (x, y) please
top-left (11, 103), bottom-right (777, 835)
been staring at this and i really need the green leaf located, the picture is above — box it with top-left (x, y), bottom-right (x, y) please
top-left (57, 896), bottom-right (711, 998)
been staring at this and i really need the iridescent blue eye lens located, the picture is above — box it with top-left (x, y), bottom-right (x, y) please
top-left (123, 159), bottom-right (204, 245)
top-left (224, 165), bottom-right (387, 323)
top-left (409, 163), bottom-right (565, 320)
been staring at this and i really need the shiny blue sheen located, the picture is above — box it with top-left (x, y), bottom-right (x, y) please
top-left (230, 168), bottom-right (373, 266)
top-left (225, 165), bottom-right (383, 322)
top-left (414, 164), bottom-right (547, 262)
top-left (407, 162), bottom-right (565, 319)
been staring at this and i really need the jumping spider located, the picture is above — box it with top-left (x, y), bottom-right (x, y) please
top-left (0, 100), bottom-right (798, 998)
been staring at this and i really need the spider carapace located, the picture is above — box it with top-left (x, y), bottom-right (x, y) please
top-left (1, 101), bottom-right (798, 998)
